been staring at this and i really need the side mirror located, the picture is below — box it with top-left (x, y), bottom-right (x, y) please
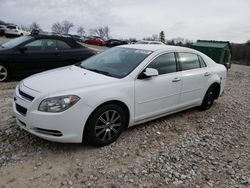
top-left (138, 68), bottom-right (159, 79)
top-left (19, 46), bottom-right (27, 53)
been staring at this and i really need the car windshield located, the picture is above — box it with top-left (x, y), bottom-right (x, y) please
top-left (1, 36), bottom-right (32, 48)
top-left (79, 47), bottom-right (152, 78)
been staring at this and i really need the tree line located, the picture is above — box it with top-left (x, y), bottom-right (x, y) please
top-left (51, 20), bottom-right (110, 39)
top-left (0, 19), bottom-right (249, 65)
top-left (231, 41), bottom-right (250, 66)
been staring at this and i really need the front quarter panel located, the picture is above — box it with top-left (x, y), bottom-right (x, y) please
top-left (49, 79), bottom-right (135, 126)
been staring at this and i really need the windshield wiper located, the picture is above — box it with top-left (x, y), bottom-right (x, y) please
top-left (81, 66), bottom-right (113, 77)
top-left (89, 68), bottom-right (113, 77)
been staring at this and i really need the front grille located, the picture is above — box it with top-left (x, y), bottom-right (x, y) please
top-left (16, 103), bottom-right (27, 116)
top-left (18, 88), bottom-right (34, 101)
top-left (34, 128), bottom-right (63, 137)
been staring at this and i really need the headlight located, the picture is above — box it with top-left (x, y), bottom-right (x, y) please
top-left (38, 95), bottom-right (80, 113)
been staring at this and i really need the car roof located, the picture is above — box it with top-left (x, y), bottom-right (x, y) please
top-left (31, 34), bottom-right (83, 48)
top-left (119, 44), bottom-right (196, 52)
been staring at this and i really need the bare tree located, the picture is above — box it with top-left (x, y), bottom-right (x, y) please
top-left (152, 34), bottom-right (159, 41)
top-left (21, 25), bottom-right (30, 32)
top-left (90, 26), bottom-right (110, 39)
top-left (62, 20), bottom-right (74, 34)
top-left (143, 34), bottom-right (159, 41)
top-left (51, 20), bottom-right (74, 34)
top-left (77, 26), bottom-right (85, 36)
top-left (29, 22), bottom-right (41, 31)
top-left (51, 22), bottom-right (63, 34)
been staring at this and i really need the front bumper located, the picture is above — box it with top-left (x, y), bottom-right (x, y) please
top-left (13, 84), bottom-right (93, 143)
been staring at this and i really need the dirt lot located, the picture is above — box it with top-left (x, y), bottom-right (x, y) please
top-left (0, 37), bottom-right (249, 187)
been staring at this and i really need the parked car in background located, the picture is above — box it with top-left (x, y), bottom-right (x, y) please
top-left (0, 35), bottom-right (97, 82)
top-left (84, 36), bottom-right (106, 46)
top-left (70, 35), bottom-right (82, 42)
top-left (5, 25), bottom-right (30, 38)
top-left (0, 25), bottom-right (7, 36)
top-left (80, 36), bottom-right (90, 43)
top-left (106, 39), bottom-right (128, 47)
top-left (136, 40), bottom-right (165, 45)
top-left (60, 34), bottom-right (82, 42)
top-left (13, 45), bottom-right (226, 146)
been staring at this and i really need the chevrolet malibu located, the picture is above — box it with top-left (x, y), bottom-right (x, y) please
top-left (13, 45), bottom-right (227, 146)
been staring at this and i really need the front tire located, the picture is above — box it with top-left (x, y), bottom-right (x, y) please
top-left (85, 104), bottom-right (126, 147)
top-left (199, 87), bottom-right (216, 111)
top-left (0, 63), bottom-right (10, 82)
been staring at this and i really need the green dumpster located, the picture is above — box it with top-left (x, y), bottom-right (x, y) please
top-left (191, 40), bottom-right (232, 69)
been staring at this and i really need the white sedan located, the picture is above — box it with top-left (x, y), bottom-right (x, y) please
top-left (13, 45), bottom-right (227, 146)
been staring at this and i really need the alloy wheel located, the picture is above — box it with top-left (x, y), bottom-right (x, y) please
top-left (207, 91), bottom-right (214, 106)
top-left (95, 110), bottom-right (122, 141)
top-left (0, 65), bottom-right (8, 82)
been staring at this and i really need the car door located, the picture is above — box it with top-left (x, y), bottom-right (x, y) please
top-left (12, 39), bottom-right (61, 74)
top-left (134, 52), bottom-right (182, 122)
top-left (177, 52), bottom-right (209, 107)
top-left (56, 40), bottom-right (84, 66)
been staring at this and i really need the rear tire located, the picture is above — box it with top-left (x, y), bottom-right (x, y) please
top-left (85, 104), bottom-right (126, 147)
top-left (0, 63), bottom-right (10, 82)
top-left (199, 86), bottom-right (216, 111)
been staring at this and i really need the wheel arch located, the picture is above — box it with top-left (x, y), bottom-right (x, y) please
top-left (208, 82), bottom-right (221, 99)
top-left (0, 61), bottom-right (12, 79)
top-left (82, 100), bottom-right (131, 141)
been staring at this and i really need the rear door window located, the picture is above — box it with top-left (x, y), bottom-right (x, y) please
top-left (24, 39), bottom-right (58, 51)
top-left (199, 56), bottom-right (207, 67)
top-left (179, 53), bottom-right (201, 71)
top-left (57, 40), bottom-right (72, 50)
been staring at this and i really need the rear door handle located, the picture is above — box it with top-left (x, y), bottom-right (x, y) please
top-left (204, 72), bottom-right (210, 76)
top-left (172, 77), bottom-right (181, 82)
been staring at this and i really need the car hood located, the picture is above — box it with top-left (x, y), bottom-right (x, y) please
top-left (22, 65), bottom-right (118, 94)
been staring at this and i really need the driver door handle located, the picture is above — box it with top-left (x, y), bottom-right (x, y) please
top-left (204, 72), bottom-right (211, 76)
top-left (172, 77), bottom-right (181, 82)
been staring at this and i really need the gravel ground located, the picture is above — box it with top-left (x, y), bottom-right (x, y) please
top-left (0, 48), bottom-right (249, 187)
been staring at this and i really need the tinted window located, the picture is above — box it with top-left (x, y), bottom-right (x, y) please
top-left (25, 39), bottom-right (57, 51)
top-left (80, 48), bottom-right (152, 78)
top-left (1, 36), bottom-right (32, 49)
top-left (179, 53), bottom-right (200, 71)
top-left (148, 53), bottom-right (176, 75)
top-left (199, 56), bottom-right (207, 67)
top-left (7, 26), bottom-right (16, 29)
top-left (25, 40), bottom-right (43, 50)
top-left (57, 40), bottom-right (71, 50)
top-left (46, 40), bottom-right (57, 50)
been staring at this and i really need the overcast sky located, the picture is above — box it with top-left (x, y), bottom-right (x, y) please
top-left (0, 0), bottom-right (249, 42)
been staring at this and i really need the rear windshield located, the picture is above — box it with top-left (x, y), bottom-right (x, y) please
top-left (7, 26), bottom-right (16, 29)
